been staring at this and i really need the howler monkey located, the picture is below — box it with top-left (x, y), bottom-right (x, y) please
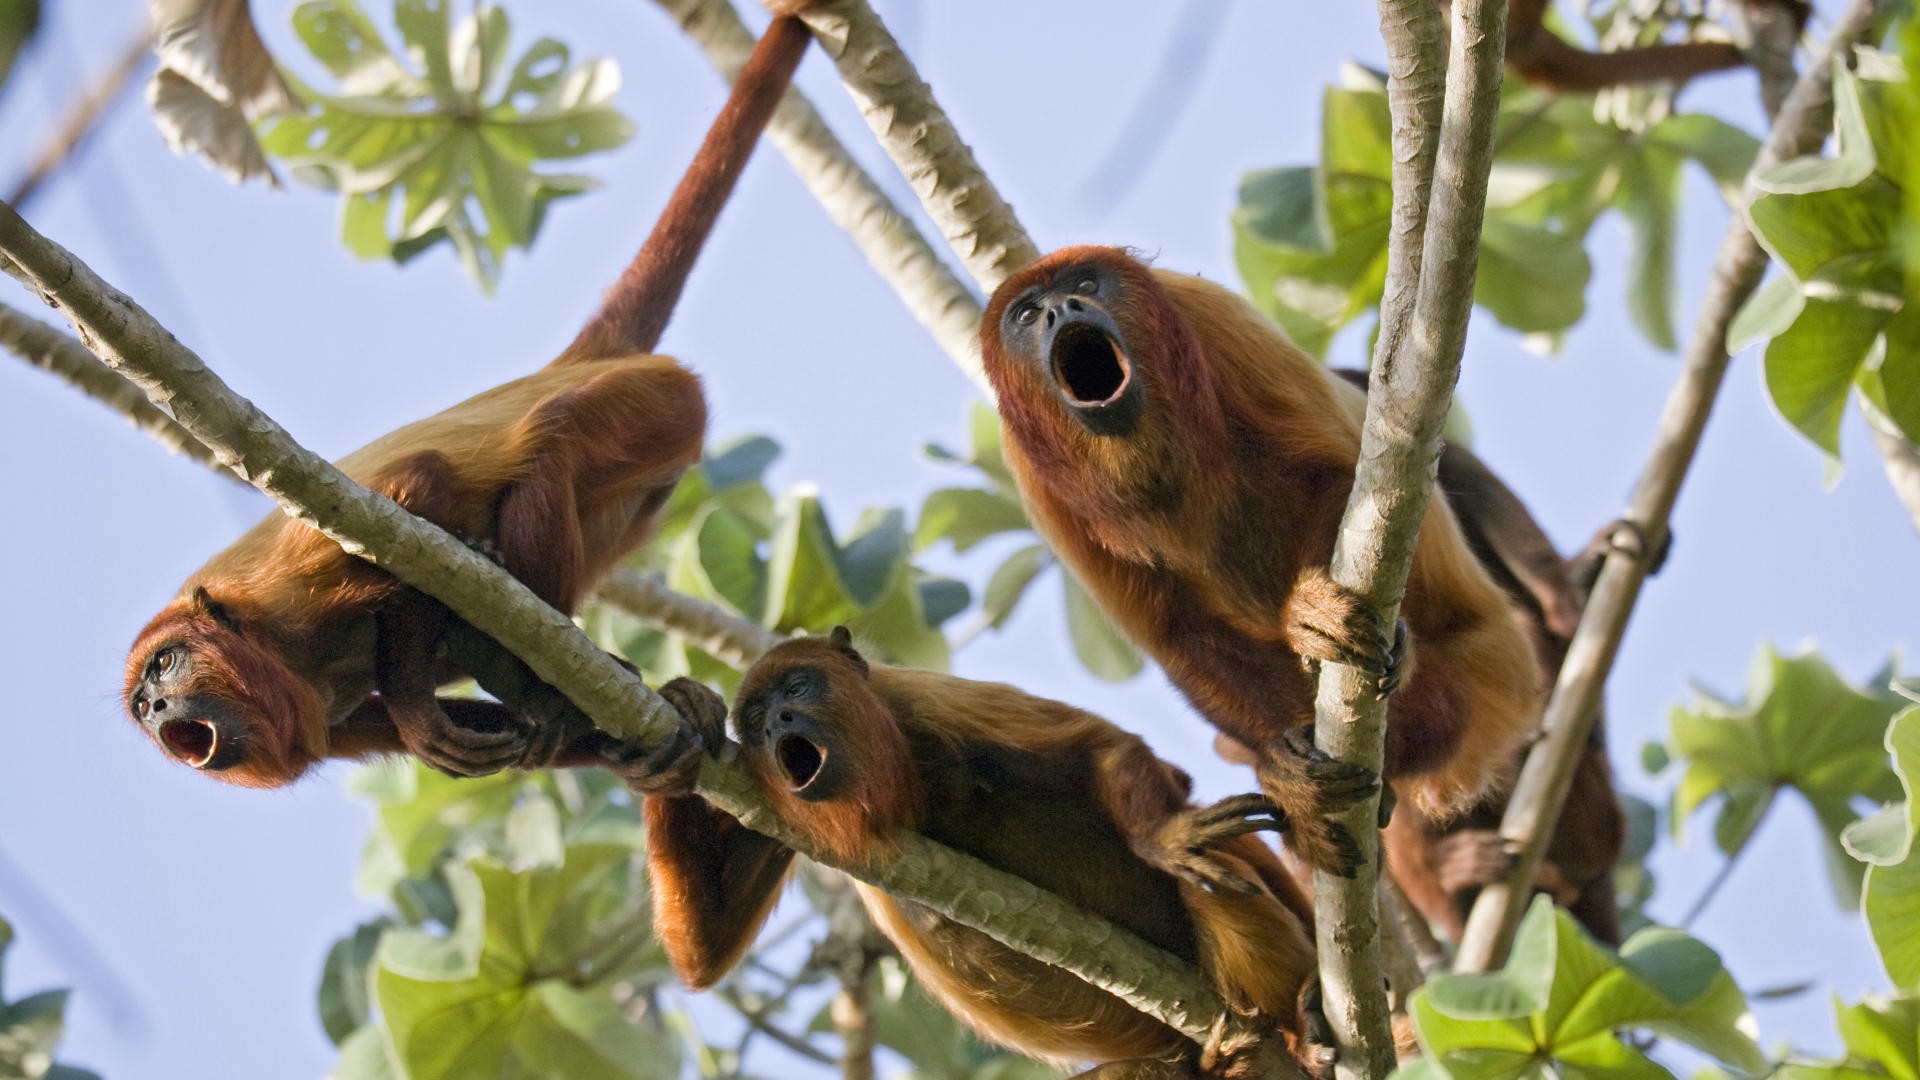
top-left (979, 247), bottom-right (1543, 877)
top-left (121, 13), bottom-right (820, 788)
top-left (634, 629), bottom-right (1323, 1077)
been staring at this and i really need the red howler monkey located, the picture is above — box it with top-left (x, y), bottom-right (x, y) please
top-left (1490, 0), bottom-right (1810, 95)
top-left (121, 12), bottom-right (821, 788)
top-left (630, 629), bottom-right (1322, 1077)
top-left (978, 246), bottom-right (1544, 877)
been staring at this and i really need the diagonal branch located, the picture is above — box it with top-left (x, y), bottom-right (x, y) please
top-left (6, 30), bottom-right (152, 211)
top-left (0, 297), bottom-right (227, 474)
top-left (647, 0), bottom-right (989, 393)
top-left (597, 569), bottom-right (783, 668)
top-left (1452, 0), bottom-right (1892, 972)
top-left (784, 0), bottom-right (1039, 295)
top-left (0, 198), bottom-right (1292, 1077)
top-left (1312, 1), bottom-right (1509, 1076)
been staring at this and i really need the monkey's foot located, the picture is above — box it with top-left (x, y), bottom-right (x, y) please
top-left (1571, 517), bottom-right (1673, 597)
top-left (1285, 575), bottom-right (1408, 697)
top-left (1145, 794), bottom-right (1286, 895)
top-left (1297, 979), bottom-right (1338, 1080)
top-left (1256, 728), bottom-right (1379, 877)
top-left (603, 676), bottom-right (727, 796)
top-left (399, 704), bottom-right (531, 779)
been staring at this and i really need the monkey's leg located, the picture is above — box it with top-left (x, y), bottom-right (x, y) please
top-left (375, 591), bottom-right (532, 777)
top-left (1067, 1056), bottom-right (1196, 1079)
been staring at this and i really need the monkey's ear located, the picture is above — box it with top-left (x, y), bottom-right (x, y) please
top-left (827, 625), bottom-right (869, 678)
top-left (191, 587), bottom-right (243, 633)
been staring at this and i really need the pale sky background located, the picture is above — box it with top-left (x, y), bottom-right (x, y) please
top-left (0, 2), bottom-right (1913, 1077)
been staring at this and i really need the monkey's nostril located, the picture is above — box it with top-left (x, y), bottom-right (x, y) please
top-left (1044, 309), bottom-right (1057, 329)
top-left (152, 698), bottom-right (168, 714)
top-left (1066, 298), bottom-right (1084, 312)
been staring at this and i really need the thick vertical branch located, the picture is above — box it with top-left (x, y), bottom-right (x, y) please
top-left (1452, 0), bottom-right (1890, 972)
top-left (0, 199), bottom-right (1290, 1073)
top-left (648, 0), bottom-right (989, 392)
top-left (1313, 0), bottom-right (1507, 1075)
top-left (784, 0), bottom-right (1040, 295)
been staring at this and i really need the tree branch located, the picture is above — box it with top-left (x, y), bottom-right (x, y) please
top-left (785, 0), bottom-right (1039, 295)
top-left (0, 297), bottom-right (227, 474)
top-left (0, 199), bottom-right (1292, 1076)
top-left (1863, 397), bottom-right (1920, 536)
top-left (1452, 0), bottom-right (1891, 972)
top-left (6, 30), bottom-right (152, 211)
top-left (597, 569), bottom-right (784, 668)
top-left (1313, 0), bottom-right (1507, 1074)
top-left (647, 0), bottom-right (989, 393)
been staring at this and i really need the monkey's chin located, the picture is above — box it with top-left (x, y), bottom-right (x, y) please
top-left (775, 733), bottom-right (830, 799)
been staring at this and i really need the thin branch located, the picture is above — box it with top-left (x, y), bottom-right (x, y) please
top-left (0, 297), bottom-right (228, 474)
top-left (1862, 397), bottom-right (1920, 536)
top-left (1678, 784), bottom-right (1777, 929)
top-left (597, 569), bottom-right (783, 668)
top-left (647, 0), bottom-right (989, 394)
top-left (787, 0), bottom-right (1040, 296)
top-left (0, 200), bottom-right (1291, 1075)
top-left (718, 984), bottom-right (838, 1066)
top-left (1310, 0), bottom-right (1506, 1074)
top-left (7, 30), bottom-right (152, 211)
top-left (1452, 0), bottom-right (1891, 972)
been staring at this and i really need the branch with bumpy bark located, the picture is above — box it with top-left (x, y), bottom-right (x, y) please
top-left (0, 199), bottom-right (1293, 1077)
top-left (1452, 0), bottom-right (1892, 972)
top-left (597, 569), bottom-right (783, 669)
top-left (0, 296), bottom-right (227, 474)
top-left (782, 0), bottom-right (1039, 296)
top-left (1311, 1), bottom-right (1508, 1076)
top-left (649, 0), bottom-right (989, 393)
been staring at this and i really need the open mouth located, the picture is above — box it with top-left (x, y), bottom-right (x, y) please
top-left (775, 733), bottom-right (826, 792)
top-left (159, 718), bottom-right (219, 768)
top-left (1050, 322), bottom-right (1131, 407)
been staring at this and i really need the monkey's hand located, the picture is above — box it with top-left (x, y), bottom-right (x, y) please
top-left (1282, 570), bottom-right (1408, 697)
top-left (393, 700), bottom-right (532, 779)
top-left (1433, 829), bottom-right (1517, 898)
top-left (603, 677), bottom-right (728, 797)
top-left (1255, 727), bottom-right (1378, 877)
top-left (1139, 794), bottom-right (1285, 896)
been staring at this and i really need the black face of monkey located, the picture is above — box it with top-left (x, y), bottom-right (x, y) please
top-left (127, 642), bottom-right (248, 773)
top-left (997, 261), bottom-right (1143, 437)
top-left (738, 663), bottom-right (845, 801)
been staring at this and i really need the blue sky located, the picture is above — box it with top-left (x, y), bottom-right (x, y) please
top-left (0, 1), bottom-right (1912, 1077)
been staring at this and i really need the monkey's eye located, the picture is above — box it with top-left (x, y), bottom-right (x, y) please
top-left (1013, 303), bottom-right (1038, 327)
top-left (132, 697), bottom-right (149, 720)
top-left (1072, 275), bottom-right (1098, 295)
top-left (156, 650), bottom-right (175, 674)
top-left (783, 671), bottom-right (813, 696)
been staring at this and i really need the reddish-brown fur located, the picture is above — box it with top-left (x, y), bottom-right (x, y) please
top-left (642, 633), bottom-right (1321, 1078)
top-left (979, 247), bottom-right (1543, 874)
top-left (1489, 0), bottom-right (1809, 95)
top-left (122, 15), bottom-right (818, 787)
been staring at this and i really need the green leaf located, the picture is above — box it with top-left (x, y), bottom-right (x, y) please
top-left (320, 919), bottom-right (393, 1045)
top-left (329, 1024), bottom-right (404, 1080)
top-left (1844, 703), bottom-right (1920, 988)
top-left (375, 846), bottom-right (675, 1080)
top-left (1407, 897), bottom-right (1764, 1079)
top-left (914, 487), bottom-right (1032, 553)
top-left (1782, 995), bottom-right (1920, 1080)
top-left (1667, 645), bottom-right (1905, 905)
top-left (0, 917), bottom-right (96, 1080)
top-left (981, 544), bottom-right (1052, 630)
top-left (1062, 569), bottom-right (1143, 681)
top-left (1727, 274), bottom-right (1806, 354)
top-left (263, 1), bottom-right (633, 288)
top-left (703, 435), bottom-right (781, 491)
top-left (1473, 217), bottom-right (1591, 336)
top-left (0, 0), bottom-right (39, 92)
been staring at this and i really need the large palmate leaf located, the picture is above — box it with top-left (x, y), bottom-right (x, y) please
top-left (1778, 994), bottom-right (1920, 1080)
top-left (1842, 684), bottom-right (1920, 988)
top-left (258, 0), bottom-right (632, 289)
top-left (1394, 899), bottom-right (1765, 1080)
top-left (1658, 645), bottom-right (1904, 907)
top-left (374, 845), bottom-right (679, 1080)
top-left (1234, 70), bottom-right (1754, 358)
top-left (1732, 56), bottom-right (1920, 457)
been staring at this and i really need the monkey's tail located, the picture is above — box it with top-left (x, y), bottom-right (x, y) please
top-left (555, 12), bottom-right (813, 366)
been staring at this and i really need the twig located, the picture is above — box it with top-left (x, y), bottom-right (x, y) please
top-left (597, 569), bottom-right (782, 668)
top-left (7, 30), bottom-right (152, 211)
top-left (1678, 785), bottom-right (1777, 929)
top-left (786, 0), bottom-right (1040, 295)
top-left (1452, 0), bottom-right (1891, 972)
top-left (1309, 0), bottom-right (1504, 1075)
top-left (0, 297), bottom-right (228, 475)
top-left (646, 0), bottom-right (988, 393)
top-left (718, 984), bottom-right (838, 1066)
top-left (0, 200), bottom-right (1291, 1075)
top-left (1863, 398), bottom-right (1920, 536)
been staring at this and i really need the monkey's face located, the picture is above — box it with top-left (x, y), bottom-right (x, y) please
top-left (124, 588), bottom-right (323, 788)
top-left (736, 661), bottom-right (846, 802)
top-left (993, 257), bottom-right (1144, 438)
